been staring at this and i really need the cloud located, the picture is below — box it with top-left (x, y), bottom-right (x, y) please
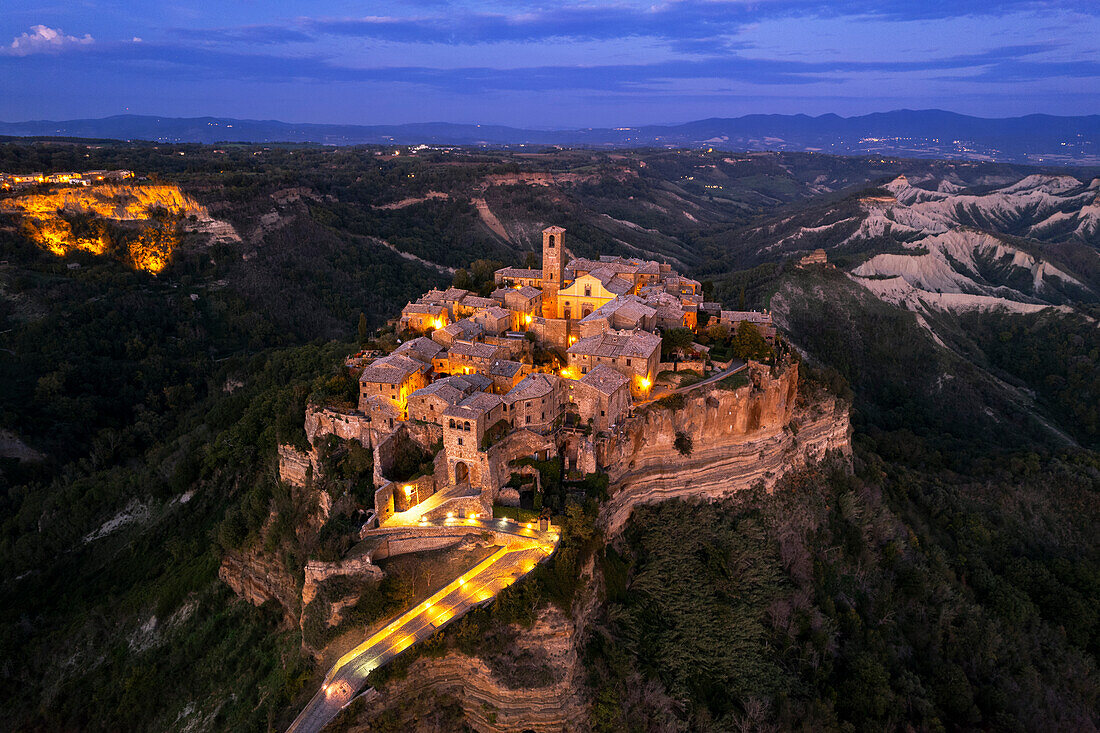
top-left (171, 25), bottom-right (314, 46)
top-left (3, 38), bottom-right (1071, 95)
top-left (7, 25), bottom-right (93, 56)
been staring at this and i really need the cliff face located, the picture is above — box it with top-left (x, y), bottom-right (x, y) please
top-left (0, 183), bottom-right (238, 272)
top-left (343, 605), bottom-right (589, 733)
top-left (218, 550), bottom-right (300, 624)
top-left (601, 362), bottom-right (852, 535)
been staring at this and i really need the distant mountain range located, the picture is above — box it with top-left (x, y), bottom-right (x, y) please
top-left (3, 110), bottom-right (1100, 165)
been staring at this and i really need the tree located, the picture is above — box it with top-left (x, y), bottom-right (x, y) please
top-left (661, 328), bottom-right (695, 360)
top-left (738, 287), bottom-right (746, 311)
top-left (733, 321), bottom-right (771, 361)
top-left (357, 312), bottom-right (368, 344)
top-left (524, 251), bottom-right (540, 269)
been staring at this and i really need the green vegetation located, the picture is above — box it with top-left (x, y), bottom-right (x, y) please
top-left (588, 452), bottom-right (1100, 731)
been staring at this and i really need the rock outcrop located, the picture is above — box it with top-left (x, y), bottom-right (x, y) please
top-left (218, 550), bottom-right (300, 624)
top-left (344, 606), bottom-right (588, 733)
top-left (600, 362), bottom-right (851, 535)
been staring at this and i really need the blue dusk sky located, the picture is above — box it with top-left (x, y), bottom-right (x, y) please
top-left (1, 1), bottom-right (1098, 127)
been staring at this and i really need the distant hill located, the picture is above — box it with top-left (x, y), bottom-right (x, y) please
top-left (3, 110), bottom-right (1100, 164)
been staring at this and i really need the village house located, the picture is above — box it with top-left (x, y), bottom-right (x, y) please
top-left (443, 392), bottom-right (508, 487)
top-left (719, 310), bottom-right (777, 342)
top-left (470, 305), bottom-right (515, 336)
top-left (392, 336), bottom-right (444, 364)
top-left (399, 302), bottom-right (449, 333)
top-left (357, 353), bottom-right (431, 416)
top-left (502, 373), bottom-right (565, 434)
top-left (578, 294), bottom-right (658, 338)
top-left (431, 318), bottom-right (484, 347)
top-left (486, 359), bottom-right (528, 394)
top-left (407, 373), bottom-right (491, 425)
top-left (433, 340), bottom-right (504, 376)
top-left (566, 329), bottom-right (662, 399)
top-left (494, 267), bottom-right (543, 289)
top-left (570, 365), bottom-right (631, 431)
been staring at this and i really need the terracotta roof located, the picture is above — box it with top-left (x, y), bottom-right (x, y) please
top-left (402, 302), bottom-right (446, 315)
top-left (579, 295), bottom-right (656, 324)
top-left (504, 373), bottom-right (559, 403)
top-left (393, 336), bottom-right (444, 363)
top-left (488, 359), bottom-right (524, 378)
top-left (568, 329), bottom-right (661, 359)
top-left (449, 340), bottom-right (501, 360)
top-left (439, 319), bottom-right (483, 339)
top-left (358, 353), bottom-right (427, 384)
top-left (579, 365), bottom-right (630, 395)
top-left (443, 391), bottom-right (504, 419)
top-left (496, 267), bottom-right (542, 279)
top-left (409, 381), bottom-right (466, 406)
top-left (476, 305), bottom-right (513, 320)
top-left (441, 287), bottom-right (470, 301)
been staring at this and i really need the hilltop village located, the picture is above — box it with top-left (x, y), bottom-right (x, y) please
top-left (279, 226), bottom-right (777, 528)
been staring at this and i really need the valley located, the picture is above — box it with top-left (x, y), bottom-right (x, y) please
top-left (0, 140), bottom-right (1097, 732)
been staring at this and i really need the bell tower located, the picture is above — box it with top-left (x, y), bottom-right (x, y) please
top-left (541, 226), bottom-right (565, 318)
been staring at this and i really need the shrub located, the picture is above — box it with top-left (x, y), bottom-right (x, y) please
top-left (674, 431), bottom-right (694, 456)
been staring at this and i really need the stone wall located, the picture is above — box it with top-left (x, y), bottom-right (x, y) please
top-left (599, 361), bottom-right (852, 535)
top-left (304, 406), bottom-right (372, 447)
top-left (658, 359), bottom-right (708, 374)
top-left (486, 429), bottom-right (557, 501)
top-left (302, 555), bottom-right (384, 607)
top-left (530, 316), bottom-right (570, 349)
top-left (374, 481), bottom-right (396, 525)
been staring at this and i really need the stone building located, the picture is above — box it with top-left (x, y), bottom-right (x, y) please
top-left (399, 302), bottom-right (449, 333)
top-left (443, 392), bottom-right (507, 487)
top-left (358, 353), bottom-right (431, 416)
top-left (502, 373), bottom-right (565, 434)
top-left (392, 336), bottom-right (444, 365)
top-left (494, 267), bottom-right (543, 289)
top-left (453, 295), bottom-right (498, 318)
top-left (578, 295), bottom-right (657, 338)
top-left (431, 318), bottom-right (484, 347)
top-left (406, 373), bottom-right (490, 426)
top-left (541, 226), bottom-right (566, 317)
top-left (486, 359), bottom-right (528, 394)
top-left (492, 285), bottom-right (542, 326)
top-left (570, 365), bottom-right (631, 431)
top-left (470, 305), bottom-right (514, 336)
top-left (434, 340), bottom-right (504, 375)
top-left (566, 329), bottom-right (661, 399)
top-left (719, 310), bottom-right (777, 342)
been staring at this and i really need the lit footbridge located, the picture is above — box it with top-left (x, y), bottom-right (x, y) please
top-left (286, 516), bottom-right (558, 733)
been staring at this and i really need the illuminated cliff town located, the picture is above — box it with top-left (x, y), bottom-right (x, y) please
top-left (0, 170), bottom-right (234, 274)
top-left (280, 226), bottom-right (776, 530)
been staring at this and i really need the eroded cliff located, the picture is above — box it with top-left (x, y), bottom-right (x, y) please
top-left (601, 362), bottom-right (851, 535)
top-left (338, 605), bottom-right (589, 733)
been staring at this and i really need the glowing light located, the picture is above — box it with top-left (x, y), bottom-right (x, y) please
top-left (403, 485), bottom-right (414, 497)
top-left (524, 314), bottom-right (532, 325)
top-left (1, 183), bottom-right (204, 273)
top-left (640, 377), bottom-right (651, 390)
top-left (446, 511), bottom-right (455, 519)
top-left (433, 319), bottom-right (443, 329)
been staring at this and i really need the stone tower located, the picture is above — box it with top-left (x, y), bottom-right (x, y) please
top-left (541, 226), bottom-right (565, 318)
